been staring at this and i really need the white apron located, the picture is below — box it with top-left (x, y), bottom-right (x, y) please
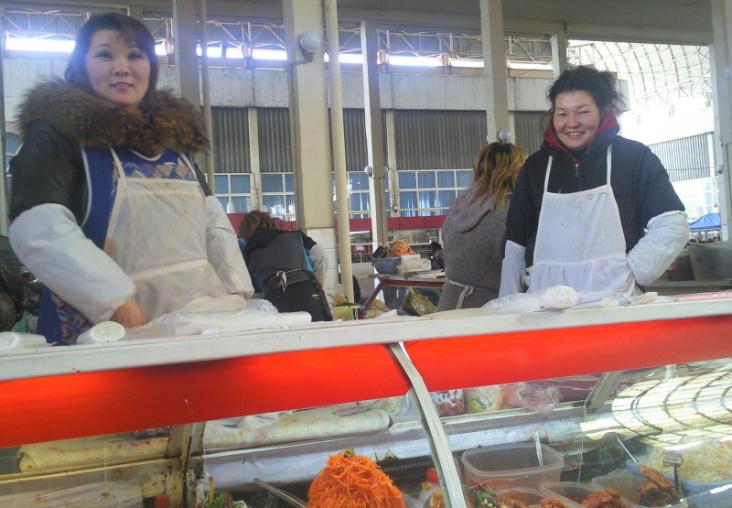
top-left (527, 146), bottom-right (638, 303)
top-left (104, 149), bottom-right (229, 320)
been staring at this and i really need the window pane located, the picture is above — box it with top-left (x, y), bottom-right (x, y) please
top-left (438, 190), bottom-right (457, 208)
top-left (437, 171), bottom-right (455, 187)
top-left (230, 175), bottom-right (250, 194)
top-left (418, 190), bottom-right (436, 209)
top-left (285, 195), bottom-right (296, 215)
top-left (262, 174), bottom-right (284, 192)
top-left (262, 195), bottom-right (285, 215)
top-left (217, 197), bottom-right (229, 211)
top-left (418, 171), bottom-right (436, 188)
top-left (215, 175), bottom-right (229, 193)
top-left (400, 209), bottom-right (417, 217)
top-left (231, 196), bottom-right (251, 213)
top-left (398, 171), bottom-right (417, 189)
top-left (399, 191), bottom-right (417, 210)
top-left (285, 173), bottom-right (294, 192)
top-left (349, 172), bottom-right (369, 190)
top-left (457, 170), bottom-right (474, 188)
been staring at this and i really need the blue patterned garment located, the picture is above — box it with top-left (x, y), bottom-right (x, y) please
top-left (38, 148), bottom-right (200, 345)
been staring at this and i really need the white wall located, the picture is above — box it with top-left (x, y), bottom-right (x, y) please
top-left (3, 56), bottom-right (552, 126)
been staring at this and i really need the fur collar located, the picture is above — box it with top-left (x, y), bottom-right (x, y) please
top-left (18, 79), bottom-right (208, 156)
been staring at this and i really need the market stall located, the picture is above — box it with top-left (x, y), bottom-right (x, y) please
top-left (1, 294), bottom-right (731, 507)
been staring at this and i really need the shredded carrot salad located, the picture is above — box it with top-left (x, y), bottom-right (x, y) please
top-left (307, 450), bottom-right (406, 508)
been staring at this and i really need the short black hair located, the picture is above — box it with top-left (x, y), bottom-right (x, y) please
top-left (548, 65), bottom-right (622, 113)
top-left (65, 13), bottom-right (158, 107)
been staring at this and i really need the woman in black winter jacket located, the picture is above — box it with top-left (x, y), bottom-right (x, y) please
top-left (8, 13), bottom-right (253, 344)
top-left (500, 66), bottom-right (688, 301)
top-left (240, 211), bottom-right (333, 322)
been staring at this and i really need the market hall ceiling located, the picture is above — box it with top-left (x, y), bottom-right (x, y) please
top-left (13, 0), bottom-right (714, 39)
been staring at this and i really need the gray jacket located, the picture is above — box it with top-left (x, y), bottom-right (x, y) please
top-left (437, 183), bottom-right (507, 310)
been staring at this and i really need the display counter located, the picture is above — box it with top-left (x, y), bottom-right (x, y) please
top-left (1, 294), bottom-right (731, 507)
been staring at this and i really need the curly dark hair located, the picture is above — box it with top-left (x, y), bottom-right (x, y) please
top-left (548, 66), bottom-right (623, 113)
top-left (240, 210), bottom-right (278, 241)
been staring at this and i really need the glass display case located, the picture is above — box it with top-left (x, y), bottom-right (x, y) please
top-left (1, 294), bottom-right (732, 507)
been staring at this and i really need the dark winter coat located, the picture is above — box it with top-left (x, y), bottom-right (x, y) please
top-left (244, 229), bottom-right (332, 321)
top-left (9, 80), bottom-right (210, 222)
top-left (505, 114), bottom-right (685, 267)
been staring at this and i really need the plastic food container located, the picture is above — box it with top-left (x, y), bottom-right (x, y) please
top-left (372, 256), bottom-right (400, 274)
top-left (541, 481), bottom-right (632, 508)
top-left (686, 483), bottom-right (732, 508)
top-left (497, 487), bottom-right (581, 508)
top-left (460, 442), bottom-right (564, 490)
top-left (627, 458), bottom-right (732, 496)
top-left (593, 470), bottom-right (687, 508)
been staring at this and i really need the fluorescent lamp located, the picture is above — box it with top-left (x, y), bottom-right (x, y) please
top-left (227, 46), bottom-right (245, 59)
top-left (251, 48), bottom-right (287, 61)
top-left (196, 45), bottom-right (222, 58)
top-left (388, 55), bottom-right (441, 67)
top-left (323, 52), bottom-right (363, 64)
top-left (508, 61), bottom-right (553, 71)
top-left (450, 58), bottom-right (484, 68)
top-left (6, 35), bottom-right (74, 53)
top-left (154, 43), bottom-right (167, 56)
top-left (339, 53), bottom-right (363, 64)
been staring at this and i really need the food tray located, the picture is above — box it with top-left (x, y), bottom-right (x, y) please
top-left (593, 470), bottom-right (687, 508)
top-left (497, 487), bottom-right (581, 508)
top-left (627, 459), bottom-right (732, 496)
top-left (541, 481), bottom-right (634, 508)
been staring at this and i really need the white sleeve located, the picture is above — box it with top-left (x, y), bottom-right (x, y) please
top-left (499, 240), bottom-right (527, 297)
top-left (308, 242), bottom-right (327, 286)
top-left (204, 196), bottom-right (254, 297)
top-left (9, 204), bottom-right (134, 323)
top-left (627, 210), bottom-right (690, 286)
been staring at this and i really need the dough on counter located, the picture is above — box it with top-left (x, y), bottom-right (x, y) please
top-left (17, 435), bottom-right (168, 472)
top-left (203, 408), bottom-right (391, 450)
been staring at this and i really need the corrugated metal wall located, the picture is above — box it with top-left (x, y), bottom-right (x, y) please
top-left (258, 108), bottom-right (293, 173)
top-left (341, 109), bottom-right (389, 171)
top-left (212, 107), bottom-right (250, 174)
top-left (394, 110), bottom-right (487, 170)
top-left (514, 111), bottom-right (547, 155)
top-left (343, 109), bottom-right (367, 172)
top-left (649, 132), bottom-right (713, 182)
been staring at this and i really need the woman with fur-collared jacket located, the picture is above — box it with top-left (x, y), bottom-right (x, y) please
top-left (9, 13), bottom-right (253, 344)
top-left (500, 66), bottom-right (689, 302)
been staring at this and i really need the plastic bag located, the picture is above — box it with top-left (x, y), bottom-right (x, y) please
top-left (484, 285), bottom-right (579, 314)
top-left (401, 288), bottom-right (438, 316)
top-left (502, 382), bottom-right (560, 415)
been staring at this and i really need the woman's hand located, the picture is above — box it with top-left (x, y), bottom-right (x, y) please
top-left (110, 298), bottom-right (148, 328)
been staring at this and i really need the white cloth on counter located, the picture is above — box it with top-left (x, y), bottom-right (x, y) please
top-left (17, 435), bottom-right (168, 472)
top-left (8, 203), bottom-right (135, 323)
top-left (627, 210), bottom-right (689, 286)
top-left (203, 407), bottom-right (391, 450)
top-left (0, 332), bottom-right (50, 352)
top-left (123, 297), bottom-right (312, 339)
